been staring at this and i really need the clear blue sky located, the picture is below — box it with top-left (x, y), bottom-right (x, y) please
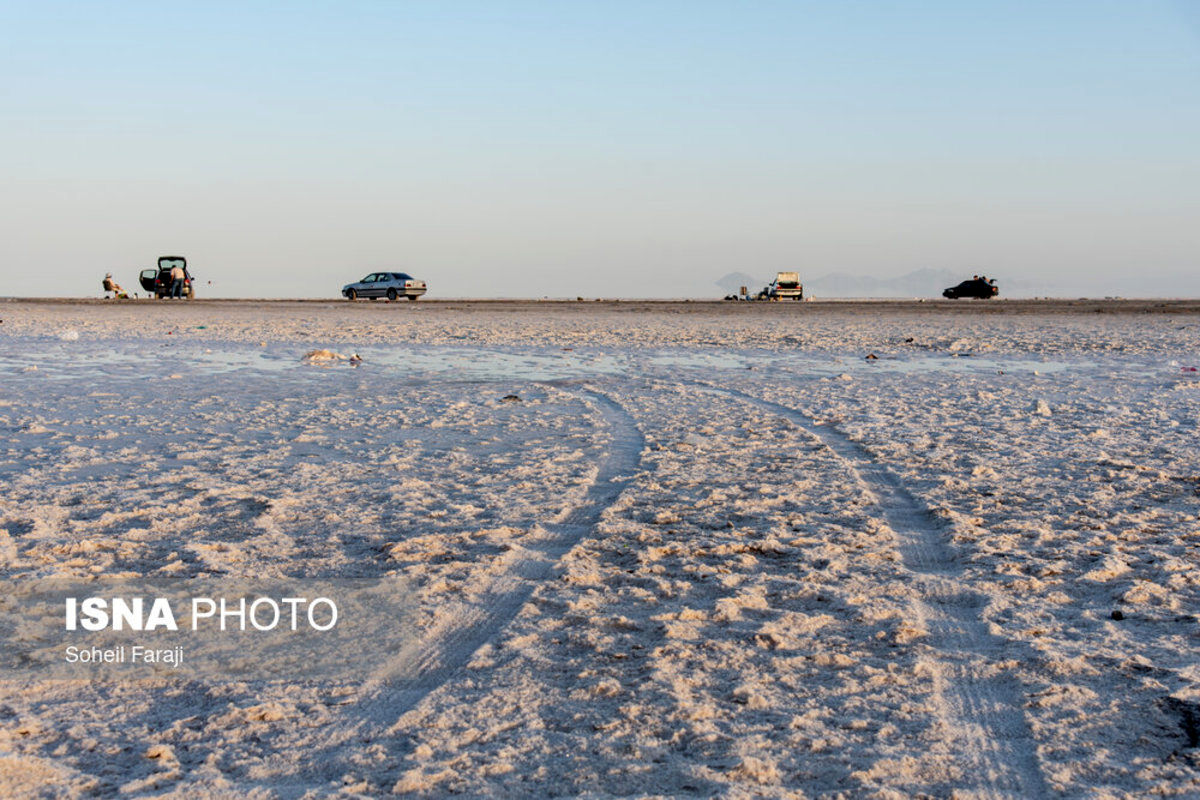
top-left (2, 1), bottom-right (1198, 297)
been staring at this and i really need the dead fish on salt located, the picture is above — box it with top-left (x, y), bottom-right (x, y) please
top-left (302, 349), bottom-right (363, 365)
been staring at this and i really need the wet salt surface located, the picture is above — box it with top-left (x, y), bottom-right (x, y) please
top-left (5, 336), bottom-right (1101, 383)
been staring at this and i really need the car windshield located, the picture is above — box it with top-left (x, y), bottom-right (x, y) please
top-left (159, 258), bottom-right (185, 271)
top-left (393, 273), bottom-right (412, 280)
top-left (361, 274), bottom-right (376, 282)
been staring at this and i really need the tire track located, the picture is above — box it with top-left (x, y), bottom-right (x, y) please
top-left (697, 382), bottom-right (1048, 800)
top-left (366, 386), bottom-right (643, 712)
top-left (285, 388), bottom-right (644, 785)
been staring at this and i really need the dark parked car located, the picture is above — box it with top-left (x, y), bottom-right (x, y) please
top-left (943, 277), bottom-right (998, 299)
top-left (138, 256), bottom-right (195, 299)
top-left (342, 272), bottom-right (427, 301)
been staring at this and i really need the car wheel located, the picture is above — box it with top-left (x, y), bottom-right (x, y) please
top-left (407, 295), bottom-right (419, 301)
top-left (387, 288), bottom-right (397, 301)
top-left (346, 289), bottom-right (357, 301)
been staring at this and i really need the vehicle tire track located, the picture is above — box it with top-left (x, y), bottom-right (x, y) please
top-left (365, 386), bottom-right (644, 713)
top-left (697, 382), bottom-right (1048, 800)
top-left (283, 388), bottom-right (644, 786)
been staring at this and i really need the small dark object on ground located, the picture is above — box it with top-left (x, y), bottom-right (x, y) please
top-left (865, 353), bottom-right (878, 360)
top-left (501, 395), bottom-right (521, 403)
top-left (1111, 609), bottom-right (1125, 621)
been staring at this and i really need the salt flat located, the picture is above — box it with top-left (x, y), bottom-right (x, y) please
top-left (1, 300), bottom-right (1199, 798)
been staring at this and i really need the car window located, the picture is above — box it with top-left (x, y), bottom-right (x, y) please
top-left (361, 274), bottom-right (376, 283)
top-left (394, 273), bottom-right (411, 281)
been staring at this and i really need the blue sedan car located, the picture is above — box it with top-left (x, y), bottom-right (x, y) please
top-left (342, 272), bottom-right (428, 301)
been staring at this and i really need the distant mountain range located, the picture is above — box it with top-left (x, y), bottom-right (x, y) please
top-left (715, 269), bottom-right (1056, 298)
top-left (805, 268), bottom-right (963, 298)
top-left (714, 272), bottom-right (761, 294)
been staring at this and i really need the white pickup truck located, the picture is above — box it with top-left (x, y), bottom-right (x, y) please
top-left (762, 271), bottom-right (803, 300)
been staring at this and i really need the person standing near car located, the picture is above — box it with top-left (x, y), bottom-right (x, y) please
top-left (169, 263), bottom-right (185, 298)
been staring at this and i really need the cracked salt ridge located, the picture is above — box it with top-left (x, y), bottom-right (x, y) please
top-left (699, 384), bottom-right (1050, 799)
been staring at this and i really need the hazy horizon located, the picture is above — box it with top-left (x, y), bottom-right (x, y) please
top-left (2, 1), bottom-right (1198, 299)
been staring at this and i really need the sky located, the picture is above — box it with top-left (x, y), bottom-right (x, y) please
top-left (1, 1), bottom-right (1198, 298)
